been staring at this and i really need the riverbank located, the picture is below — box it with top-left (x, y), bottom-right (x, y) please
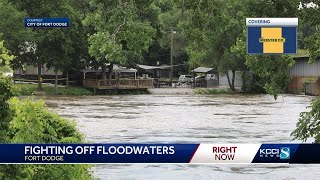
top-left (15, 84), bottom-right (240, 96)
top-left (149, 88), bottom-right (194, 95)
top-left (14, 84), bottom-right (93, 96)
top-left (149, 87), bottom-right (236, 95)
top-left (194, 88), bottom-right (236, 94)
top-left (14, 84), bottom-right (150, 96)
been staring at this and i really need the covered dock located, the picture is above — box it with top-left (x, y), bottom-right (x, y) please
top-left (83, 79), bottom-right (153, 90)
top-left (81, 64), bottom-right (153, 92)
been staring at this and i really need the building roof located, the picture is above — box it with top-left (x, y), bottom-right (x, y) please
top-left (136, 64), bottom-right (183, 70)
top-left (191, 67), bottom-right (214, 73)
top-left (80, 64), bottom-right (137, 73)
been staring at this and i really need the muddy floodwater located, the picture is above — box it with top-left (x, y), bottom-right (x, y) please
top-left (45, 94), bottom-right (320, 179)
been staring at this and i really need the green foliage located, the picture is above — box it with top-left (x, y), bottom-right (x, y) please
top-left (0, 40), bottom-right (15, 74)
top-left (4, 0), bottom-right (91, 91)
top-left (84, 0), bottom-right (156, 68)
top-left (175, 0), bottom-right (303, 95)
top-left (0, 0), bottom-right (31, 57)
top-left (88, 32), bottom-right (125, 65)
top-left (229, 31), bottom-right (297, 99)
top-left (0, 97), bottom-right (93, 179)
top-left (291, 97), bottom-right (320, 143)
top-left (298, 1), bottom-right (320, 62)
top-left (240, 72), bottom-right (266, 94)
top-left (245, 55), bottom-right (294, 99)
top-left (8, 97), bottom-right (83, 143)
top-left (175, 0), bottom-right (248, 90)
top-left (0, 164), bottom-right (92, 180)
top-left (0, 78), bottom-right (92, 179)
top-left (0, 77), bottom-right (17, 142)
top-left (159, 6), bottom-right (187, 56)
top-left (14, 84), bottom-right (93, 96)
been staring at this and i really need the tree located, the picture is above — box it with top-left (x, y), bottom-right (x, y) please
top-left (0, 39), bottom-right (16, 143)
top-left (159, 4), bottom-right (187, 59)
top-left (292, 97), bottom-right (320, 143)
top-left (291, 1), bottom-right (320, 143)
top-left (0, 40), bottom-right (15, 75)
top-left (11, 0), bottom-right (88, 91)
top-left (0, 0), bottom-right (32, 74)
top-left (0, 96), bottom-right (93, 179)
top-left (84, 0), bottom-right (156, 81)
top-left (298, 0), bottom-right (320, 62)
top-left (175, 0), bottom-right (247, 90)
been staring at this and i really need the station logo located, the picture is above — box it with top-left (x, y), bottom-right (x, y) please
top-left (259, 147), bottom-right (290, 159)
top-left (280, 147), bottom-right (290, 159)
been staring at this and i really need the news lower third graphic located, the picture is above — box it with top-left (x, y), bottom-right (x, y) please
top-left (0, 144), bottom-right (319, 164)
top-left (246, 18), bottom-right (298, 54)
top-left (24, 18), bottom-right (70, 28)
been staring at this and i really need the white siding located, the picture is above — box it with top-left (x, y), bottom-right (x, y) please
top-left (14, 64), bottom-right (62, 75)
top-left (290, 59), bottom-right (320, 77)
top-left (219, 70), bottom-right (243, 87)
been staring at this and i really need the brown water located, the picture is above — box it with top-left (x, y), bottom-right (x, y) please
top-left (45, 94), bottom-right (320, 180)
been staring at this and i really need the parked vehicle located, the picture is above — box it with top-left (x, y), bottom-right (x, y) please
top-left (205, 74), bottom-right (217, 81)
top-left (178, 75), bottom-right (193, 83)
top-left (195, 75), bottom-right (206, 87)
top-left (195, 75), bottom-right (205, 82)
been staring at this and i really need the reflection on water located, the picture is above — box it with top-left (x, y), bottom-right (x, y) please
top-left (45, 94), bottom-right (320, 179)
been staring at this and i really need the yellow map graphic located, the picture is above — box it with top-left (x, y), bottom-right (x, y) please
top-left (259, 28), bottom-right (285, 53)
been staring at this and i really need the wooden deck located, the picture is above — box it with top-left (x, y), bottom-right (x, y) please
top-left (83, 79), bottom-right (153, 90)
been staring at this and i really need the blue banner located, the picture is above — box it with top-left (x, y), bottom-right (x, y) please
top-left (252, 144), bottom-right (320, 164)
top-left (24, 18), bottom-right (70, 28)
top-left (0, 144), bottom-right (198, 163)
top-left (0, 144), bottom-right (319, 164)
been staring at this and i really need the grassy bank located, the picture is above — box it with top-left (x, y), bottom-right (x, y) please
top-left (14, 84), bottom-right (150, 96)
top-left (194, 88), bottom-right (236, 94)
top-left (14, 84), bottom-right (93, 96)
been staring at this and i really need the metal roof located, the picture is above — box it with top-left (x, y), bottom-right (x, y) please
top-left (136, 64), bottom-right (183, 70)
top-left (191, 67), bottom-right (214, 73)
top-left (80, 64), bottom-right (137, 73)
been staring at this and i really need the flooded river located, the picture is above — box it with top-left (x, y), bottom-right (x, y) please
top-left (45, 94), bottom-right (320, 179)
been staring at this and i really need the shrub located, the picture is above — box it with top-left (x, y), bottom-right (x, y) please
top-left (0, 78), bottom-right (93, 179)
top-left (291, 97), bottom-right (320, 143)
top-left (14, 84), bottom-right (93, 96)
top-left (0, 77), bottom-right (17, 142)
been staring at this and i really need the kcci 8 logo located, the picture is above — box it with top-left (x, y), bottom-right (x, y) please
top-left (259, 147), bottom-right (290, 159)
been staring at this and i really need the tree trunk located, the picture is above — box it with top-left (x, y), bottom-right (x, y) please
top-left (107, 63), bottom-right (114, 80)
top-left (231, 69), bottom-right (236, 91)
top-left (226, 71), bottom-right (231, 87)
top-left (66, 71), bottom-right (69, 87)
top-left (54, 71), bottom-right (58, 95)
top-left (37, 63), bottom-right (42, 91)
top-left (226, 70), bottom-right (235, 91)
top-left (101, 64), bottom-right (107, 83)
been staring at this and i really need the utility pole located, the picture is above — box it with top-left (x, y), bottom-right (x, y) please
top-left (170, 30), bottom-right (176, 86)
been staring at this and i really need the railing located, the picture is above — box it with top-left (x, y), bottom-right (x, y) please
top-left (83, 79), bottom-right (153, 89)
